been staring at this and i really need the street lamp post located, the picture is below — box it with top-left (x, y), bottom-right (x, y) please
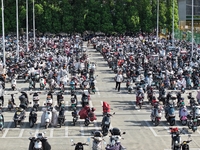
top-left (33, 0), bottom-right (35, 45)
top-left (172, 0), bottom-right (175, 47)
top-left (191, 0), bottom-right (194, 60)
top-left (26, 0), bottom-right (29, 52)
top-left (156, 0), bottom-right (159, 44)
top-left (1, 0), bottom-right (5, 66)
top-left (16, 0), bottom-right (19, 61)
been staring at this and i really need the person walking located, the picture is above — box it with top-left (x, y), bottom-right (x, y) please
top-left (115, 71), bottom-right (123, 92)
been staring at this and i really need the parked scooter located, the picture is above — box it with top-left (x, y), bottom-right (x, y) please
top-left (39, 76), bottom-right (46, 90)
top-left (0, 109), bottom-right (4, 131)
top-left (13, 107), bottom-right (26, 127)
top-left (165, 103), bottom-right (176, 126)
top-left (105, 128), bottom-right (126, 150)
top-left (101, 113), bottom-right (115, 136)
top-left (46, 92), bottom-right (53, 107)
top-left (170, 127), bottom-right (192, 150)
top-left (180, 135), bottom-right (192, 150)
top-left (188, 105), bottom-right (200, 132)
top-left (30, 92), bottom-right (41, 111)
top-left (7, 93), bottom-right (17, 111)
top-left (150, 102), bottom-right (163, 126)
top-left (91, 131), bottom-right (104, 150)
top-left (44, 106), bottom-right (53, 129)
top-left (81, 90), bottom-right (90, 108)
top-left (126, 78), bottom-right (133, 93)
top-left (71, 107), bottom-right (78, 126)
top-left (56, 91), bottom-right (65, 109)
top-left (19, 91), bottom-right (29, 110)
top-left (179, 105), bottom-right (188, 126)
top-left (11, 77), bottom-right (17, 90)
top-left (89, 75), bottom-right (98, 94)
top-left (71, 139), bottom-right (88, 150)
top-left (41, 106), bottom-right (57, 129)
top-left (57, 106), bottom-right (65, 128)
top-left (70, 92), bottom-right (78, 110)
top-left (28, 132), bottom-right (51, 150)
top-left (29, 107), bottom-right (37, 128)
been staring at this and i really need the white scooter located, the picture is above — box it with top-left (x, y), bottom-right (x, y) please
top-left (39, 77), bottom-right (46, 90)
top-left (11, 77), bottom-right (17, 90)
top-left (44, 106), bottom-right (53, 129)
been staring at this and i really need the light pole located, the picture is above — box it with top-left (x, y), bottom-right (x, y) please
top-left (156, 0), bottom-right (159, 44)
top-left (33, 0), bottom-right (35, 45)
top-left (26, 0), bottom-right (29, 52)
top-left (172, 0), bottom-right (175, 47)
top-left (191, 0), bottom-right (194, 60)
top-left (16, 0), bottom-right (19, 61)
top-left (1, 0), bottom-right (5, 66)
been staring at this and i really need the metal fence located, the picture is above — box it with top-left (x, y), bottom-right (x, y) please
top-left (174, 29), bottom-right (200, 44)
top-left (161, 28), bottom-right (200, 44)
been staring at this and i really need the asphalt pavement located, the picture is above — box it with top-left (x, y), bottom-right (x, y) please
top-left (0, 43), bottom-right (200, 150)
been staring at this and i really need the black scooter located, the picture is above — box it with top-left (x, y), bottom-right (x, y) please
top-left (71, 139), bottom-right (88, 150)
top-left (29, 107), bottom-right (37, 128)
top-left (101, 113), bottom-right (115, 136)
top-left (13, 107), bottom-right (26, 127)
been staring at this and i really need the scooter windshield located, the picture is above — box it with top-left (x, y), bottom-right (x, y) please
top-left (195, 108), bottom-right (200, 115)
top-left (168, 107), bottom-right (175, 116)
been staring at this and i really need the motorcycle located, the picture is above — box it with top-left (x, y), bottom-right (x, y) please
top-left (71, 139), bottom-right (88, 150)
top-left (71, 107), bottom-right (78, 126)
top-left (91, 131), bottom-right (104, 150)
top-left (150, 103), bottom-right (163, 126)
top-left (57, 106), bottom-right (65, 128)
top-left (165, 103), bottom-right (176, 126)
top-left (29, 107), bottom-right (37, 128)
top-left (101, 113), bottom-right (115, 136)
top-left (28, 132), bottom-right (51, 150)
top-left (13, 107), bottom-right (26, 127)
top-left (179, 106), bottom-right (188, 126)
top-left (105, 128), bottom-right (126, 150)
top-left (30, 92), bottom-right (41, 111)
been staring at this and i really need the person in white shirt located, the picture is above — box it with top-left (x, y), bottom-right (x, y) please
top-left (115, 70), bottom-right (124, 92)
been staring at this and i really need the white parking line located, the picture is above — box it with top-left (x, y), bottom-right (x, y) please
top-left (65, 127), bottom-right (68, 137)
top-left (2, 121), bottom-right (12, 138)
top-left (18, 129), bottom-right (24, 137)
top-left (144, 120), bottom-right (158, 137)
top-left (95, 87), bottom-right (100, 95)
top-left (80, 125), bottom-right (84, 136)
top-left (50, 128), bottom-right (54, 138)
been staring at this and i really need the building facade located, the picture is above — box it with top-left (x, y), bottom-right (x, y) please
top-left (178, 0), bottom-right (200, 31)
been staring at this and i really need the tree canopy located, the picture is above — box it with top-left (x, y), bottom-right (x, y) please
top-left (0, 0), bottom-right (179, 35)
